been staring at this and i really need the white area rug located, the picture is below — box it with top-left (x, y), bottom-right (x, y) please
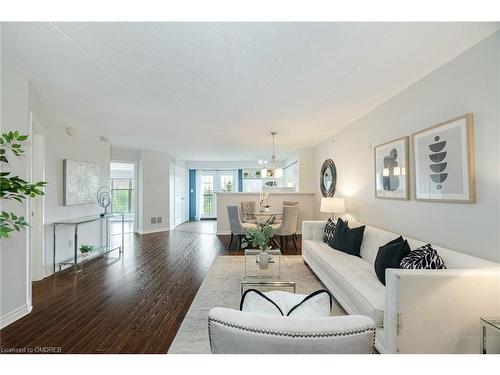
top-left (168, 255), bottom-right (346, 354)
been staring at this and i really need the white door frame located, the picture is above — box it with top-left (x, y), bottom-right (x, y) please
top-left (174, 166), bottom-right (189, 226)
top-left (28, 112), bottom-right (46, 282)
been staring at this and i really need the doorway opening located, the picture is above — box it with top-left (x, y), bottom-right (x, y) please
top-left (174, 166), bottom-right (189, 227)
top-left (110, 162), bottom-right (136, 236)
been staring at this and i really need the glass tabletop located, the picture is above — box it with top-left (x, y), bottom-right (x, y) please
top-left (53, 213), bottom-right (123, 225)
top-left (481, 318), bottom-right (500, 330)
top-left (253, 211), bottom-right (282, 216)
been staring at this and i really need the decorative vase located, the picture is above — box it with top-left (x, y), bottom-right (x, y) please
top-left (257, 251), bottom-right (271, 270)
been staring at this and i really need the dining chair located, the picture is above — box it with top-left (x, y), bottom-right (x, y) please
top-left (240, 201), bottom-right (258, 224)
top-left (227, 205), bottom-right (258, 249)
top-left (273, 201), bottom-right (298, 225)
top-left (271, 205), bottom-right (299, 251)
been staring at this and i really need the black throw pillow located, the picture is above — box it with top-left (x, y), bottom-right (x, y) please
top-left (374, 237), bottom-right (410, 286)
top-left (330, 218), bottom-right (365, 257)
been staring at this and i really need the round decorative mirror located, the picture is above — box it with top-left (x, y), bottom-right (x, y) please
top-left (320, 159), bottom-right (337, 197)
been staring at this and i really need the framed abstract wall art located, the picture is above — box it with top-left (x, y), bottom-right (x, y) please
top-left (374, 136), bottom-right (409, 200)
top-left (63, 159), bottom-right (100, 206)
top-left (412, 113), bottom-right (475, 203)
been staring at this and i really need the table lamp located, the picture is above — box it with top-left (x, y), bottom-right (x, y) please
top-left (320, 197), bottom-right (345, 220)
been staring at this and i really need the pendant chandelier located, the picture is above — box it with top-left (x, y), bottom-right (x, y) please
top-left (262, 131), bottom-right (283, 178)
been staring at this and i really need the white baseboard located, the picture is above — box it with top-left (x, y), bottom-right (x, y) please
top-left (0, 304), bottom-right (32, 329)
top-left (45, 266), bottom-right (54, 278)
top-left (137, 227), bottom-right (169, 235)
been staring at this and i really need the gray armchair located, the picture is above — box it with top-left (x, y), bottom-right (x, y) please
top-left (272, 205), bottom-right (299, 250)
top-left (208, 307), bottom-right (376, 354)
top-left (227, 205), bottom-right (257, 249)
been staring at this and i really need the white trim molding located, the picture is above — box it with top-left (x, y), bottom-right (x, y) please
top-left (0, 304), bottom-right (32, 329)
top-left (136, 227), bottom-right (169, 235)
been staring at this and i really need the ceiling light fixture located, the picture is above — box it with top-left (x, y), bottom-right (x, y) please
top-left (262, 131), bottom-right (283, 178)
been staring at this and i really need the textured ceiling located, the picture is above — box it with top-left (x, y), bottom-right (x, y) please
top-left (2, 22), bottom-right (499, 160)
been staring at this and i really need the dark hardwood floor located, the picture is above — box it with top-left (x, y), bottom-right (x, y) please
top-left (0, 230), bottom-right (301, 354)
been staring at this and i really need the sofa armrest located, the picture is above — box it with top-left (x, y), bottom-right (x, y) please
top-left (302, 221), bottom-right (326, 242)
top-left (384, 268), bottom-right (500, 353)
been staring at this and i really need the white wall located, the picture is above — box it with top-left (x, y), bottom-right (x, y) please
top-left (1, 57), bottom-right (110, 326)
top-left (110, 147), bottom-right (140, 163)
top-left (139, 150), bottom-right (174, 233)
top-left (313, 31), bottom-right (500, 262)
top-left (112, 146), bottom-right (178, 233)
top-left (42, 107), bottom-right (110, 273)
top-left (186, 160), bottom-right (264, 170)
top-left (1, 60), bottom-right (32, 326)
top-left (297, 148), bottom-right (315, 193)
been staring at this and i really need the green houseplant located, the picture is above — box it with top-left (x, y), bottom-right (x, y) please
top-left (0, 131), bottom-right (47, 239)
top-left (79, 244), bottom-right (95, 254)
top-left (241, 225), bottom-right (275, 269)
top-left (241, 224), bottom-right (274, 252)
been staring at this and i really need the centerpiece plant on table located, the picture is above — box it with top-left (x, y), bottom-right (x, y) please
top-left (241, 224), bottom-right (275, 269)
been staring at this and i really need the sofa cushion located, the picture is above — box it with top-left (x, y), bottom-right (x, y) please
top-left (331, 218), bottom-right (366, 257)
top-left (400, 244), bottom-right (446, 269)
top-left (323, 217), bottom-right (337, 245)
top-left (303, 239), bottom-right (385, 326)
top-left (374, 237), bottom-right (410, 285)
top-left (240, 289), bottom-right (332, 317)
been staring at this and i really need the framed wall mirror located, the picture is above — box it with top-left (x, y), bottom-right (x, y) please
top-left (320, 159), bottom-right (337, 197)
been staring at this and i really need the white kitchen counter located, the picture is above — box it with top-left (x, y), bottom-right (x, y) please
top-left (216, 192), bottom-right (316, 235)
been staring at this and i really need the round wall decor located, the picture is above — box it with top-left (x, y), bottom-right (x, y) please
top-left (320, 159), bottom-right (337, 197)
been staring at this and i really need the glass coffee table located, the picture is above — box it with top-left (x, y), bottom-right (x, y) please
top-left (241, 249), bottom-right (296, 295)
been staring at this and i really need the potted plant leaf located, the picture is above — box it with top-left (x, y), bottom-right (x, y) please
top-left (0, 131), bottom-right (47, 239)
top-left (79, 244), bottom-right (95, 259)
top-left (241, 225), bottom-right (275, 269)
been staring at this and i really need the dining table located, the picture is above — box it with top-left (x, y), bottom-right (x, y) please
top-left (253, 210), bottom-right (283, 226)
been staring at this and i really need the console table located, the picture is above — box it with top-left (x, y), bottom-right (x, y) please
top-left (53, 213), bottom-right (125, 274)
top-left (480, 317), bottom-right (500, 354)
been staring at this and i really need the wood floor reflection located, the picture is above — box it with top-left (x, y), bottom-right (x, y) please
top-left (0, 229), bottom-right (301, 353)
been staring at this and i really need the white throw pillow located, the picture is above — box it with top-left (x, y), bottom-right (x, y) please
top-left (240, 290), bottom-right (332, 317)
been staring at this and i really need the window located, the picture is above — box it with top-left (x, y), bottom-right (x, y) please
top-left (202, 175), bottom-right (214, 215)
top-left (111, 178), bottom-right (134, 213)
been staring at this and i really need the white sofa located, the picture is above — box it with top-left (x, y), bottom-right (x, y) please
top-left (302, 219), bottom-right (500, 354)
